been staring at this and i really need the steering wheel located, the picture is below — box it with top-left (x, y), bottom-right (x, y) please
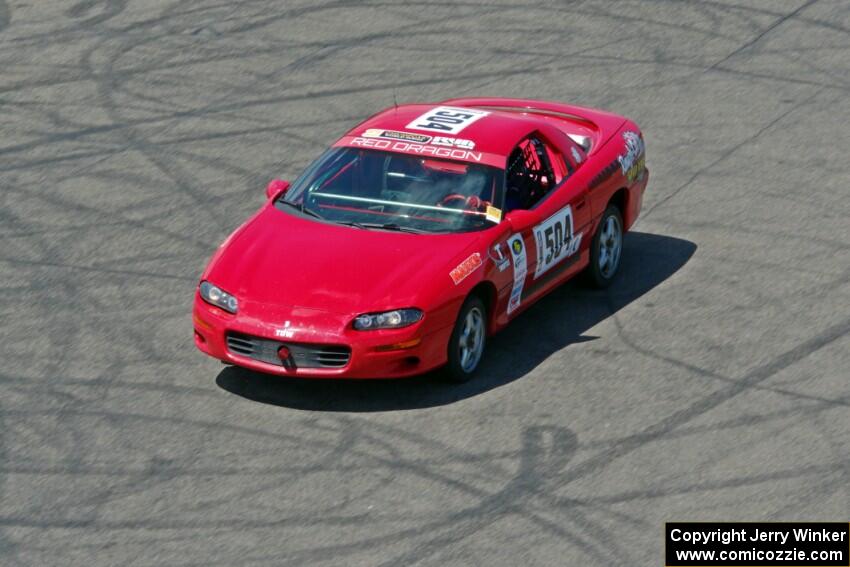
top-left (439, 193), bottom-right (468, 207)
top-left (439, 194), bottom-right (491, 210)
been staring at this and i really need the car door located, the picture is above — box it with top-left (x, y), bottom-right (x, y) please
top-left (492, 132), bottom-right (588, 322)
top-left (492, 137), bottom-right (550, 320)
top-left (488, 219), bottom-right (535, 324)
top-left (520, 128), bottom-right (592, 298)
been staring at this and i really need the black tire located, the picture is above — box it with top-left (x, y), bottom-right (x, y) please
top-left (585, 205), bottom-right (624, 288)
top-left (443, 295), bottom-right (487, 383)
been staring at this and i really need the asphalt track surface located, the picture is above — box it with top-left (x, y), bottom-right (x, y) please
top-left (1, 1), bottom-right (849, 565)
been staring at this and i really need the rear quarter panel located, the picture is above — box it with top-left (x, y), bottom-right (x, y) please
top-left (585, 119), bottom-right (648, 231)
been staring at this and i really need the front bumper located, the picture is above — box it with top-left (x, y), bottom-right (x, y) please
top-left (192, 295), bottom-right (451, 379)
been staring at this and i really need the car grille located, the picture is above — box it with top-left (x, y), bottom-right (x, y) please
top-left (225, 332), bottom-right (351, 369)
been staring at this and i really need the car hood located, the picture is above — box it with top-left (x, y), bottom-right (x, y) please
top-left (204, 205), bottom-right (484, 316)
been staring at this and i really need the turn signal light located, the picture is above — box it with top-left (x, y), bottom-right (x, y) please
top-left (375, 338), bottom-right (421, 352)
top-left (193, 313), bottom-right (213, 331)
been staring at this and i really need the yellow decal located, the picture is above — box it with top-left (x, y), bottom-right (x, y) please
top-left (485, 205), bottom-right (502, 223)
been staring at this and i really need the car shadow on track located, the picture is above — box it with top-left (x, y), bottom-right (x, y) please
top-left (216, 231), bottom-right (696, 411)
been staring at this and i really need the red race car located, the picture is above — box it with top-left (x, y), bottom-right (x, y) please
top-left (193, 98), bottom-right (648, 381)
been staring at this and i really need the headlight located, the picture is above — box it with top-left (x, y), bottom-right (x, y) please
top-left (199, 281), bottom-right (238, 313)
top-left (353, 308), bottom-right (422, 330)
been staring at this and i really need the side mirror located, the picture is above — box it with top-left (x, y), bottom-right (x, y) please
top-left (505, 209), bottom-right (537, 232)
top-left (265, 179), bottom-right (290, 200)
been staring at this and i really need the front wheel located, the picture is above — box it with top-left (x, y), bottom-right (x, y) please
top-left (444, 295), bottom-right (487, 382)
top-left (585, 205), bottom-right (624, 288)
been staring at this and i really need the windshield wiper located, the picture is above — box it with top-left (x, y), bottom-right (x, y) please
top-left (330, 220), bottom-right (425, 234)
top-left (279, 199), bottom-right (323, 220)
top-left (335, 220), bottom-right (368, 229)
top-left (364, 222), bottom-right (426, 234)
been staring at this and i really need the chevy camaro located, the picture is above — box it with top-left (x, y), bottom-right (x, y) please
top-left (193, 97), bottom-right (648, 381)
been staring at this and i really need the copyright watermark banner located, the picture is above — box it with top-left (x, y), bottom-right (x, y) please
top-left (666, 522), bottom-right (849, 566)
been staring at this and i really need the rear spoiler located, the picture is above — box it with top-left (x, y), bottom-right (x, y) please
top-left (441, 97), bottom-right (627, 152)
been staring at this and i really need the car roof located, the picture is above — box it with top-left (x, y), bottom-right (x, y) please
top-left (334, 103), bottom-right (544, 168)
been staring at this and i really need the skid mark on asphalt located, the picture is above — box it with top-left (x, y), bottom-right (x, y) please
top-left (1, 0), bottom-right (849, 564)
top-left (66, 0), bottom-right (128, 26)
top-left (642, 87), bottom-right (826, 219)
top-left (0, 1), bottom-right (10, 33)
top-left (566, 314), bottom-right (849, 485)
top-left (708, 0), bottom-right (821, 70)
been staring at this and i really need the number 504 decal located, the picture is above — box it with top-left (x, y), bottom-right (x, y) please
top-left (533, 204), bottom-right (583, 279)
top-left (406, 106), bottom-right (489, 134)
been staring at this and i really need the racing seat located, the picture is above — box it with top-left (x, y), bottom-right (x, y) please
top-left (504, 136), bottom-right (554, 212)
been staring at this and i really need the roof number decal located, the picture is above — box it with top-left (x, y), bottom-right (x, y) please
top-left (406, 106), bottom-right (489, 134)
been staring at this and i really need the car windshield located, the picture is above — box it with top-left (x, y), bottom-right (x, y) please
top-left (280, 148), bottom-right (504, 233)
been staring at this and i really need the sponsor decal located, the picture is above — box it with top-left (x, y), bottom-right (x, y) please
top-left (431, 136), bottom-right (476, 150)
top-left (485, 205), bottom-right (502, 224)
top-left (571, 146), bottom-right (582, 164)
top-left (361, 129), bottom-right (475, 149)
top-left (348, 137), bottom-right (483, 162)
top-left (362, 129), bottom-right (432, 143)
top-left (407, 106), bottom-right (489, 134)
top-left (489, 243), bottom-right (510, 272)
top-left (532, 204), bottom-right (583, 279)
top-left (274, 320), bottom-right (295, 338)
top-left (390, 140), bottom-right (482, 162)
top-left (450, 252), bottom-right (483, 285)
top-left (507, 235), bottom-right (527, 315)
top-left (618, 130), bottom-right (646, 183)
top-left (350, 137), bottom-right (393, 149)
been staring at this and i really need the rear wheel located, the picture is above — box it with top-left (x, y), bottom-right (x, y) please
top-left (586, 205), bottom-right (623, 288)
top-left (444, 295), bottom-right (487, 382)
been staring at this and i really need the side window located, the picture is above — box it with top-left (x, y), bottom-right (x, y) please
top-left (504, 136), bottom-right (557, 212)
top-left (544, 143), bottom-right (570, 182)
top-left (547, 128), bottom-right (586, 173)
